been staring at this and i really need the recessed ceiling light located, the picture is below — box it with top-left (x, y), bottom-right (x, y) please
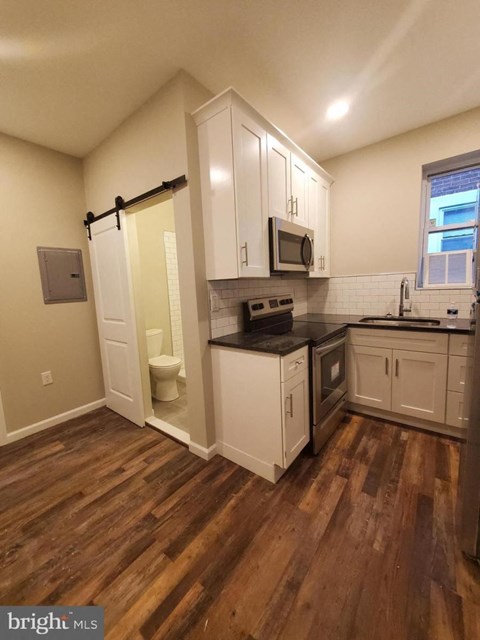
top-left (326, 100), bottom-right (350, 121)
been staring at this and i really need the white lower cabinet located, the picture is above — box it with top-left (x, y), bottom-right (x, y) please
top-left (390, 350), bottom-right (447, 423)
top-left (282, 370), bottom-right (310, 468)
top-left (347, 345), bottom-right (391, 410)
top-left (211, 345), bottom-right (310, 482)
top-left (348, 345), bottom-right (447, 422)
top-left (348, 328), bottom-right (450, 430)
top-left (445, 336), bottom-right (472, 428)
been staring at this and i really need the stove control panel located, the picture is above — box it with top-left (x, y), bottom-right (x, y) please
top-left (245, 294), bottom-right (294, 320)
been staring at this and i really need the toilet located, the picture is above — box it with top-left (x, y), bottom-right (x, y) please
top-left (146, 329), bottom-right (182, 401)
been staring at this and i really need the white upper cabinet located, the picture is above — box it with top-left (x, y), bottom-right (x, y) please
top-left (232, 109), bottom-right (269, 277)
top-left (308, 171), bottom-right (330, 277)
top-left (193, 89), bottom-right (333, 280)
top-left (267, 136), bottom-right (318, 231)
top-left (290, 154), bottom-right (309, 226)
top-left (267, 135), bottom-right (291, 220)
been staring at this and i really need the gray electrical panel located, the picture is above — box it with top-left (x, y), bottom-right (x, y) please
top-left (37, 247), bottom-right (87, 304)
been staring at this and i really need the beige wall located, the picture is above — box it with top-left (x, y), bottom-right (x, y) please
top-left (0, 133), bottom-right (104, 434)
top-left (83, 71), bottom-right (216, 449)
top-left (322, 107), bottom-right (480, 276)
top-left (134, 199), bottom-right (175, 356)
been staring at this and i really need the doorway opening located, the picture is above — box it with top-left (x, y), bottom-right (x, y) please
top-left (127, 193), bottom-right (189, 444)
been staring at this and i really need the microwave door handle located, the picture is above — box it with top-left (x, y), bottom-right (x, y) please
top-left (302, 234), bottom-right (313, 270)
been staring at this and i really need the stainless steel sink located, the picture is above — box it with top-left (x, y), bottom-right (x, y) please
top-left (359, 316), bottom-right (441, 327)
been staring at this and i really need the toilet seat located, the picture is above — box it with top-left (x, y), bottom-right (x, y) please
top-left (149, 355), bottom-right (182, 369)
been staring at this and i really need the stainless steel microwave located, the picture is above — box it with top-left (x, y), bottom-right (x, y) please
top-left (269, 216), bottom-right (315, 272)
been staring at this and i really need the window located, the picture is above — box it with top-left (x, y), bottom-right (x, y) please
top-left (419, 157), bottom-right (479, 288)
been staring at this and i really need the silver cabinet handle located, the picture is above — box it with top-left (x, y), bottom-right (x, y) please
top-left (294, 197), bottom-right (299, 217)
top-left (241, 242), bottom-right (248, 266)
top-left (395, 359), bottom-right (399, 376)
top-left (295, 359), bottom-right (303, 366)
top-left (288, 196), bottom-right (294, 218)
top-left (286, 393), bottom-right (293, 417)
top-left (385, 357), bottom-right (389, 375)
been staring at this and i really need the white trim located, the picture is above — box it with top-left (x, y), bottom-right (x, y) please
top-left (145, 416), bottom-right (190, 445)
top-left (189, 440), bottom-right (217, 461)
top-left (4, 398), bottom-right (106, 445)
top-left (215, 441), bottom-right (285, 483)
top-left (0, 389), bottom-right (7, 446)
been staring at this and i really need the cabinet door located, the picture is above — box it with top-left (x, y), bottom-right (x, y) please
top-left (392, 350), bottom-right (447, 423)
top-left (267, 134), bottom-right (291, 220)
top-left (197, 107), bottom-right (238, 280)
top-left (291, 154), bottom-right (309, 226)
top-left (446, 391), bottom-right (467, 429)
top-left (282, 369), bottom-right (310, 468)
top-left (347, 345), bottom-right (391, 409)
top-left (308, 171), bottom-right (330, 278)
top-left (232, 108), bottom-right (269, 277)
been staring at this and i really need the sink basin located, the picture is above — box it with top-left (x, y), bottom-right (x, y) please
top-left (359, 316), bottom-right (441, 327)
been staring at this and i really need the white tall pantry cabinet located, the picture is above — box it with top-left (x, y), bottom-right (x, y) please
top-left (193, 89), bottom-right (333, 280)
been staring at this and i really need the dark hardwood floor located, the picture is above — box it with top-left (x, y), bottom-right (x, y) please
top-left (0, 408), bottom-right (479, 639)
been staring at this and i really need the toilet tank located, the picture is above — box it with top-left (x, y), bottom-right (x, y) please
top-left (145, 329), bottom-right (163, 359)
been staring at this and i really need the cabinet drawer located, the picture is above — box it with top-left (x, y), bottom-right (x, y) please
top-left (348, 328), bottom-right (448, 354)
top-left (281, 346), bottom-right (308, 382)
top-left (449, 333), bottom-right (473, 356)
top-left (447, 356), bottom-right (468, 393)
top-left (446, 391), bottom-right (467, 429)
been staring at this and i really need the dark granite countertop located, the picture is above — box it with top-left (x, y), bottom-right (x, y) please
top-left (294, 313), bottom-right (471, 334)
top-left (209, 312), bottom-right (472, 357)
top-left (209, 331), bottom-right (310, 356)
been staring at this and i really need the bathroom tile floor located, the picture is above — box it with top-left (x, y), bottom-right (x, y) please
top-left (153, 380), bottom-right (189, 434)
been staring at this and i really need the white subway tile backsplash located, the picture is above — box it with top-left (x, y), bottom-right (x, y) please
top-left (207, 270), bottom-right (473, 338)
top-left (207, 277), bottom-right (308, 338)
top-left (164, 231), bottom-right (185, 369)
top-left (307, 271), bottom-right (474, 319)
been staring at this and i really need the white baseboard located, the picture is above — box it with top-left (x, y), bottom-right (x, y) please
top-left (216, 441), bottom-right (285, 483)
top-left (189, 440), bottom-right (217, 461)
top-left (4, 398), bottom-right (107, 445)
top-left (145, 416), bottom-right (190, 445)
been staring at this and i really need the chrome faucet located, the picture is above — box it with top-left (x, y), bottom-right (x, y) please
top-left (399, 277), bottom-right (411, 316)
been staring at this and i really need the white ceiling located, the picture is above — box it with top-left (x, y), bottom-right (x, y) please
top-left (3, 0), bottom-right (480, 162)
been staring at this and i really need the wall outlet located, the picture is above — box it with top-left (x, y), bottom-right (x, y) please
top-left (41, 371), bottom-right (53, 386)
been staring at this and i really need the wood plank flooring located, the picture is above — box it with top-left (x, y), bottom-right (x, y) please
top-left (0, 407), bottom-right (479, 639)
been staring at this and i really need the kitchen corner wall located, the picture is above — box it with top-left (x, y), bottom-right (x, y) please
top-left (208, 278), bottom-right (308, 338)
top-left (0, 132), bottom-right (104, 435)
top-left (308, 272), bottom-right (474, 318)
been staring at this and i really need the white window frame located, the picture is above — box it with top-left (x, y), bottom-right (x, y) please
top-left (418, 152), bottom-right (480, 289)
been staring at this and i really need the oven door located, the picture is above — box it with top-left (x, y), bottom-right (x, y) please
top-left (269, 217), bottom-right (314, 272)
top-left (313, 333), bottom-right (347, 425)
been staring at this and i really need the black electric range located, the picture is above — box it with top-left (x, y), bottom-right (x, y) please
top-left (289, 320), bottom-right (347, 346)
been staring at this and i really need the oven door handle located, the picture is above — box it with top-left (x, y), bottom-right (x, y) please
top-left (314, 336), bottom-right (346, 355)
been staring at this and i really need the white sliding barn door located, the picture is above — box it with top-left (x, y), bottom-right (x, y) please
top-left (88, 212), bottom-right (144, 426)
